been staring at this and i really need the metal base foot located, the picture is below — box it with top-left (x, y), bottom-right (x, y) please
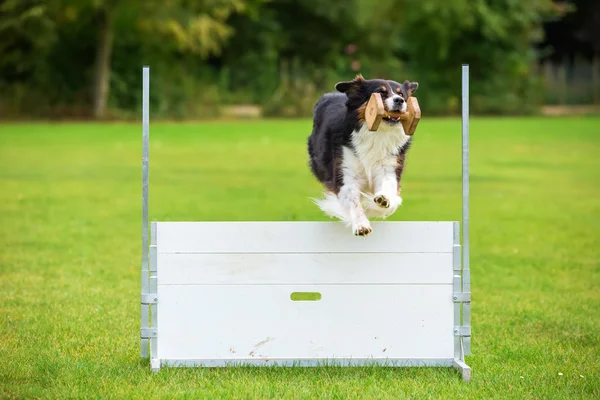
top-left (151, 358), bottom-right (160, 373)
top-left (452, 359), bottom-right (471, 381)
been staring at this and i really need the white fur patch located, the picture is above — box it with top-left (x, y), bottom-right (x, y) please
top-left (349, 122), bottom-right (409, 186)
top-left (314, 121), bottom-right (410, 229)
top-left (312, 193), bottom-right (350, 224)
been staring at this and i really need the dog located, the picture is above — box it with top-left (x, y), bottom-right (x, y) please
top-left (307, 74), bottom-right (419, 236)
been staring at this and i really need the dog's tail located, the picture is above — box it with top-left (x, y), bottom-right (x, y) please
top-left (311, 192), bottom-right (352, 226)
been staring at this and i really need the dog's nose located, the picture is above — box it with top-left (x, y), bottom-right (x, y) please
top-left (393, 96), bottom-right (405, 105)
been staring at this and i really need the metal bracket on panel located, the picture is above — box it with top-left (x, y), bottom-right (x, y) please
top-left (141, 293), bottom-right (158, 304)
top-left (453, 244), bottom-right (461, 270)
top-left (453, 292), bottom-right (471, 303)
top-left (149, 245), bottom-right (157, 272)
top-left (141, 327), bottom-right (158, 338)
top-left (453, 326), bottom-right (471, 337)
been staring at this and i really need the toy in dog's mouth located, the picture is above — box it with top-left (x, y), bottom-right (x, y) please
top-left (382, 110), bottom-right (405, 124)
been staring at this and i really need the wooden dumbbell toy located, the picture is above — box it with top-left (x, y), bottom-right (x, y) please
top-left (365, 93), bottom-right (421, 135)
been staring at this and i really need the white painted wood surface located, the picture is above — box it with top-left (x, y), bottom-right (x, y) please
top-left (157, 285), bottom-right (454, 361)
top-left (157, 253), bottom-right (453, 285)
top-left (155, 222), bottom-right (454, 254)
top-left (154, 221), bottom-right (456, 365)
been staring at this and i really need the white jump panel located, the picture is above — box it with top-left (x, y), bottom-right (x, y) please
top-left (154, 221), bottom-right (454, 253)
top-left (150, 221), bottom-right (460, 369)
top-left (158, 284), bottom-right (453, 361)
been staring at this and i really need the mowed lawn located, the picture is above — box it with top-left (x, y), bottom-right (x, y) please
top-left (1, 116), bottom-right (599, 399)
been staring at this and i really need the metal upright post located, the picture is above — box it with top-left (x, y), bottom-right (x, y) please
top-left (461, 64), bottom-right (471, 358)
top-left (453, 64), bottom-right (472, 381)
top-left (140, 66), bottom-right (150, 358)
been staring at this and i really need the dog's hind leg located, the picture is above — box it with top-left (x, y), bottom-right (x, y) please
top-left (335, 148), bottom-right (372, 236)
top-left (339, 181), bottom-right (372, 236)
top-left (312, 146), bottom-right (372, 236)
top-left (313, 185), bottom-right (371, 236)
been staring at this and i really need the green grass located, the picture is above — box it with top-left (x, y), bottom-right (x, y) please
top-left (1, 116), bottom-right (599, 399)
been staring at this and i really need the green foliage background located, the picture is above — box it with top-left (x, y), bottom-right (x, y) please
top-left (0, 0), bottom-right (567, 118)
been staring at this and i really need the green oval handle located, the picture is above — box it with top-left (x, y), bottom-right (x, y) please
top-left (290, 292), bottom-right (322, 301)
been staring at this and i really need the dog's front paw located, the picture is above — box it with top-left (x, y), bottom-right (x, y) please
top-left (353, 220), bottom-right (373, 237)
top-left (374, 194), bottom-right (390, 208)
top-left (354, 225), bottom-right (372, 237)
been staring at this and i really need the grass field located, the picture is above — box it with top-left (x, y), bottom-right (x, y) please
top-left (1, 116), bottom-right (599, 399)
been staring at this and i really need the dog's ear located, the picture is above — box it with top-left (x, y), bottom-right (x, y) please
top-left (401, 80), bottom-right (419, 97)
top-left (335, 74), bottom-right (365, 93)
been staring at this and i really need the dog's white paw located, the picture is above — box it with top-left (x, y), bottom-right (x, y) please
top-left (374, 194), bottom-right (390, 208)
top-left (353, 219), bottom-right (372, 237)
top-left (374, 193), bottom-right (402, 209)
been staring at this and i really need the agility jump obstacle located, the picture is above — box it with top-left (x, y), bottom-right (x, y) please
top-left (140, 66), bottom-right (472, 381)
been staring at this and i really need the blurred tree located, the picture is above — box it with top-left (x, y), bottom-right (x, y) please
top-left (0, 0), bottom-right (265, 118)
top-left (540, 0), bottom-right (599, 62)
top-left (216, 0), bottom-right (364, 115)
top-left (0, 0), bottom-right (56, 83)
top-left (83, 0), bottom-right (265, 118)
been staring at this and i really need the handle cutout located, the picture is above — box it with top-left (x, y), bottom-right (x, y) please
top-left (290, 292), bottom-right (322, 302)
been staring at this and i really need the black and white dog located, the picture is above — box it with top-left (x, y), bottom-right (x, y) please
top-left (308, 74), bottom-right (419, 236)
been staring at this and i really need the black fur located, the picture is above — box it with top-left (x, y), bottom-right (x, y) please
top-left (307, 74), bottom-right (418, 194)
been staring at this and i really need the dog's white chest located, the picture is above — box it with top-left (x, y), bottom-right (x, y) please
top-left (349, 124), bottom-right (409, 178)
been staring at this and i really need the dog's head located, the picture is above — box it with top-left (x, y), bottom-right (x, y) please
top-left (335, 74), bottom-right (418, 126)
